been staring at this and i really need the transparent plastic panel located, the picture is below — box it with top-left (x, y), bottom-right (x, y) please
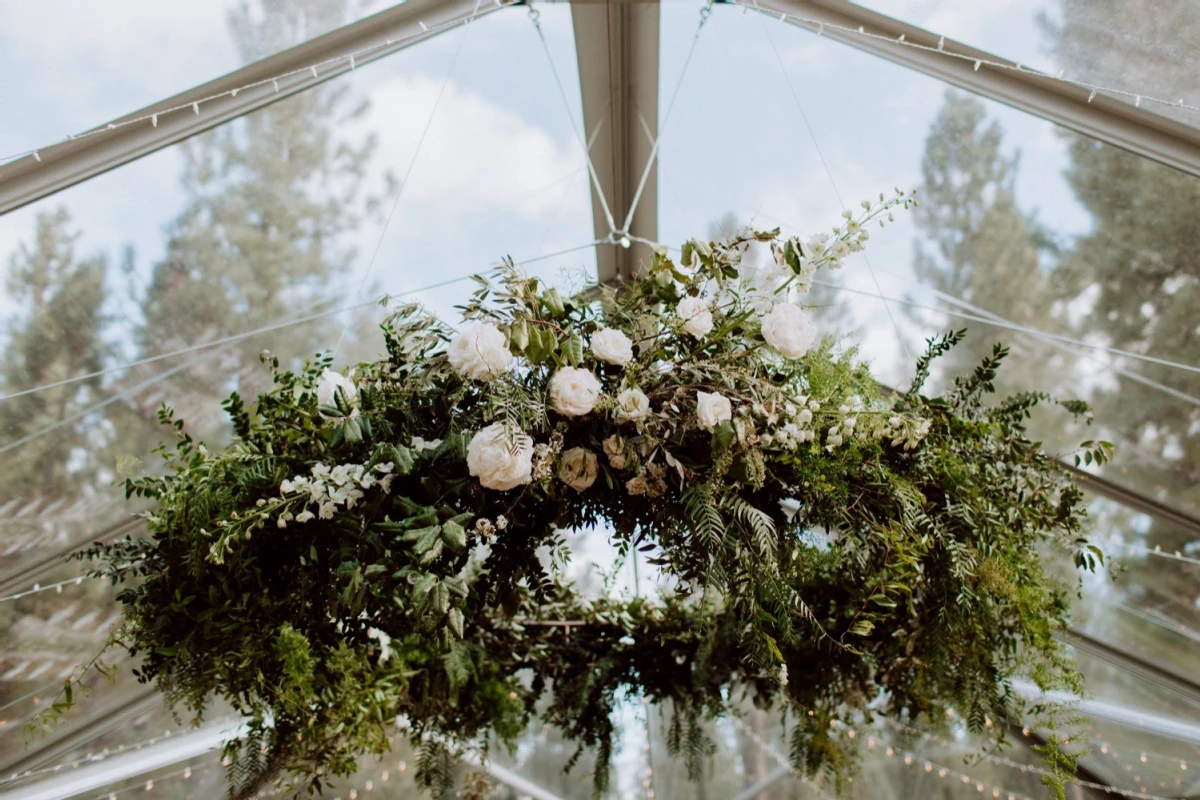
top-left (0, 0), bottom-right (595, 776)
top-left (850, 0), bottom-right (1200, 131)
top-left (0, 0), bottom-right (395, 163)
top-left (660, 0), bottom-right (1200, 622)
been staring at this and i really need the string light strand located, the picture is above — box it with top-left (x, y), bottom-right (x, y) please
top-left (0, 1), bottom-right (518, 168)
top-left (734, 0), bottom-right (1199, 117)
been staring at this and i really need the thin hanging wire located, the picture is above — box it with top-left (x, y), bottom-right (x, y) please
top-left (811, 279), bottom-right (1200, 379)
top-left (528, 4), bottom-right (620, 237)
top-left (619, 2), bottom-right (714, 236)
top-left (757, 14), bottom-right (913, 363)
top-left (332, 18), bottom-right (473, 358)
top-left (0, 166), bottom-right (594, 405)
top-left (0, 240), bottom-right (607, 457)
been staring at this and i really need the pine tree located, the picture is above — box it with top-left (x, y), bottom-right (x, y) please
top-left (132, 0), bottom-right (383, 437)
top-left (0, 209), bottom-right (110, 499)
top-left (911, 89), bottom-right (1063, 397)
top-left (1042, 1), bottom-right (1200, 634)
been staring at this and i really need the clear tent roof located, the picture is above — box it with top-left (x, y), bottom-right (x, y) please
top-left (1, 1), bottom-right (1199, 798)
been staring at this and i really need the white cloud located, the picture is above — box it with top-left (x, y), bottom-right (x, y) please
top-left (360, 73), bottom-right (585, 224)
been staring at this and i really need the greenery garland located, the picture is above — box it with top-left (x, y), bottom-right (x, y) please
top-left (68, 191), bottom-right (1110, 799)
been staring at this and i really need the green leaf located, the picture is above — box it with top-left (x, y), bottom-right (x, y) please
top-left (564, 333), bottom-right (584, 366)
top-left (340, 417), bottom-right (362, 444)
top-left (403, 525), bottom-right (442, 554)
top-left (711, 421), bottom-right (736, 453)
top-left (441, 519), bottom-right (467, 552)
top-left (510, 318), bottom-right (530, 351)
top-left (389, 444), bottom-right (415, 475)
top-left (542, 288), bottom-right (566, 317)
top-left (431, 582), bottom-right (450, 615)
top-left (446, 607), bottom-right (464, 639)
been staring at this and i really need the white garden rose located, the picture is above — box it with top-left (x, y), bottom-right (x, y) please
top-left (447, 323), bottom-right (514, 381)
top-left (317, 370), bottom-right (358, 418)
top-left (761, 302), bottom-right (816, 359)
top-left (696, 391), bottom-right (732, 431)
top-left (558, 447), bottom-right (599, 492)
top-left (549, 367), bottom-right (601, 417)
top-left (615, 387), bottom-right (650, 423)
top-left (590, 328), bottom-right (634, 366)
top-left (676, 296), bottom-right (714, 339)
top-left (466, 423), bottom-right (533, 491)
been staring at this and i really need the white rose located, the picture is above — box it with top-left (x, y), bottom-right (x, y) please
top-left (676, 296), bottom-right (714, 339)
top-left (590, 328), bottom-right (634, 366)
top-left (447, 323), bottom-right (514, 381)
top-left (466, 423), bottom-right (533, 491)
top-left (615, 387), bottom-right (650, 423)
top-left (558, 447), bottom-right (599, 492)
top-left (317, 370), bottom-right (358, 417)
top-left (761, 303), bottom-right (816, 359)
top-left (549, 367), bottom-right (601, 417)
top-left (696, 391), bottom-right (732, 431)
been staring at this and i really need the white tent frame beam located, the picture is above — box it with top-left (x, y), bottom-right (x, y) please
top-left (571, 0), bottom-right (661, 283)
top-left (745, 0), bottom-right (1200, 179)
top-left (0, 0), bottom-right (509, 216)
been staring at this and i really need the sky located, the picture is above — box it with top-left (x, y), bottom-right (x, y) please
top-left (0, 0), bottom-right (1094, 382)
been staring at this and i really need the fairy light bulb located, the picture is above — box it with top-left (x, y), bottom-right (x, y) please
top-left (620, 236), bottom-right (631, 249)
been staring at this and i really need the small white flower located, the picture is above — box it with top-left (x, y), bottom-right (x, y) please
top-left (317, 370), bottom-right (358, 417)
top-left (330, 464), bottom-right (352, 486)
top-left (294, 509), bottom-right (315, 524)
top-left (311, 463), bottom-right (331, 480)
top-left (447, 323), bottom-right (514, 381)
top-left (696, 391), bottom-right (733, 431)
top-left (466, 423), bottom-right (534, 491)
top-left (367, 627), bottom-right (393, 662)
top-left (558, 447), bottom-right (599, 492)
top-left (318, 502), bottom-right (336, 520)
top-left (379, 474), bottom-right (395, 493)
top-left (676, 296), bottom-right (714, 338)
top-left (615, 387), bottom-right (651, 423)
top-left (590, 328), bottom-right (635, 366)
top-left (797, 408), bottom-right (813, 426)
top-left (549, 367), bottom-right (601, 417)
top-left (411, 436), bottom-right (442, 453)
top-left (761, 303), bottom-right (816, 359)
top-left (375, 462), bottom-right (395, 474)
top-left (779, 497), bottom-right (802, 521)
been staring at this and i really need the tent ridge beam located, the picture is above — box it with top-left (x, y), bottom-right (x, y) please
top-left (0, 0), bottom-right (511, 215)
top-left (745, 0), bottom-right (1200, 179)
